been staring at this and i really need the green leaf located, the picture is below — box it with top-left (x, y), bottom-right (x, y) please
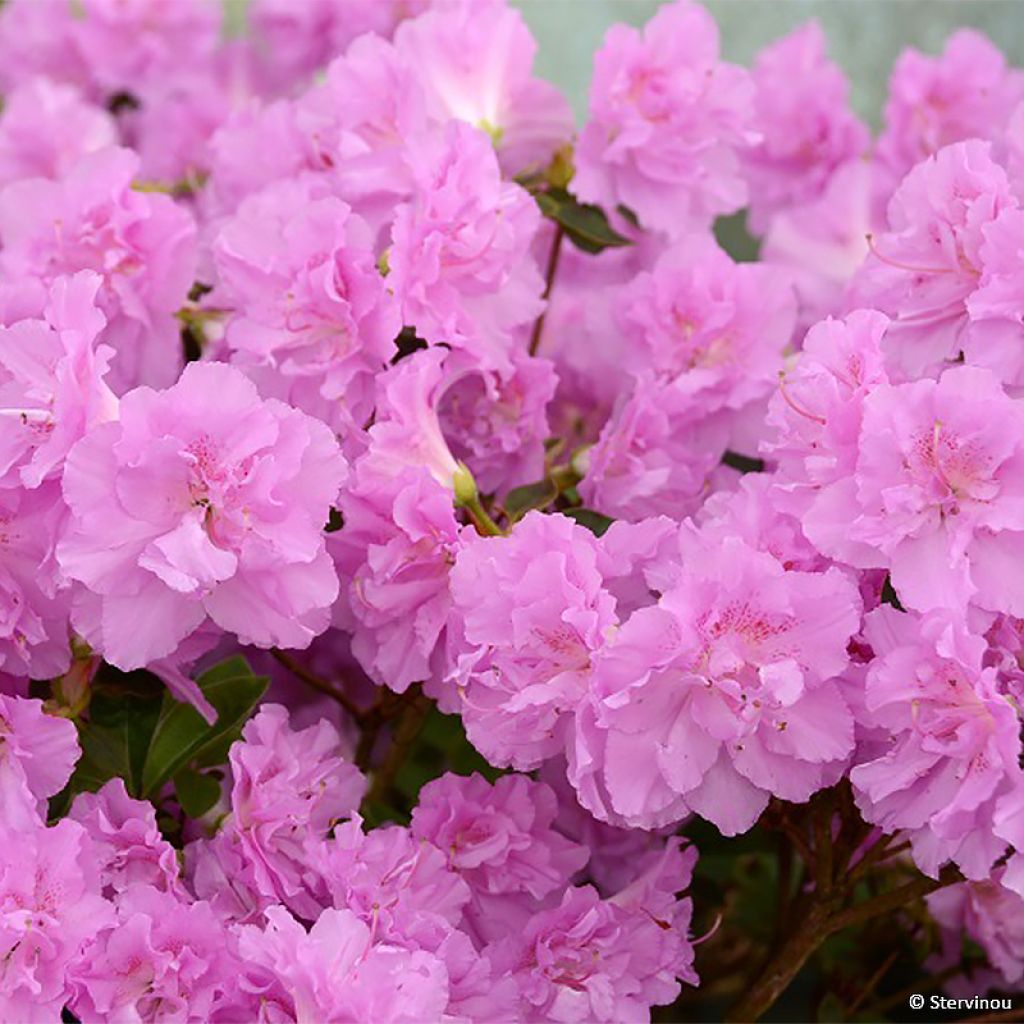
top-left (563, 507), bottom-right (615, 537)
top-left (173, 768), bottom-right (222, 818)
top-left (535, 188), bottom-right (631, 254)
top-left (141, 656), bottom-right (267, 798)
top-left (721, 450), bottom-right (766, 474)
top-left (713, 209), bottom-right (761, 263)
top-left (503, 478), bottom-right (558, 522)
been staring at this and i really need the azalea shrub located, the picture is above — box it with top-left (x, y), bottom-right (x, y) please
top-left (2, 1), bottom-right (1024, 1022)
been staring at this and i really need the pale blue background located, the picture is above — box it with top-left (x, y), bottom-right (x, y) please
top-left (511, 1), bottom-right (1024, 127)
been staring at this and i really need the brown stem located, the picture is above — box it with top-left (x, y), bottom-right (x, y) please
top-left (844, 949), bottom-right (900, 1017)
top-left (366, 689), bottom-right (432, 806)
top-left (828, 863), bottom-right (960, 933)
top-left (270, 648), bottom-right (365, 722)
top-left (528, 223), bottom-right (564, 357)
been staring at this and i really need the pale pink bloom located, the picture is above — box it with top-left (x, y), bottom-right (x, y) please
top-left (0, 147), bottom-right (198, 392)
top-left (395, 0), bottom-right (574, 175)
top-left (389, 120), bottom-right (544, 360)
top-left (226, 704), bottom-right (366, 918)
top-left (0, 0), bottom-right (86, 94)
top-left (0, 77), bottom-right (116, 186)
top-left (0, 484), bottom-right (74, 681)
top-left (744, 22), bottom-right (869, 231)
top-left (331, 459), bottom-right (464, 697)
top-left (235, 905), bottom-right (450, 1024)
top-left (0, 818), bottom-right (112, 1021)
top-left (57, 361), bottom-right (346, 668)
top-left (815, 366), bottom-right (1024, 616)
top-left (929, 870), bottom-right (1024, 986)
top-left (411, 773), bottom-right (588, 899)
top-left (69, 778), bottom-right (182, 897)
top-left (70, 885), bottom-right (235, 1023)
top-left (0, 271), bottom-right (117, 490)
top-left (573, 0), bottom-right (756, 234)
top-left (0, 695), bottom-right (79, 831)
top-left (488, 873), bottom-right (697, 1023)
top-left (577, 375), bottom-right (732, 522)
top-left (848, 140), bottom-right (1017, 380)
top-left (447, 512), bottom-right (618, 770)
top-left (615, 233), bottom-right (796, 409)
top-left (761, 158), bottom-right (880, 331)
top-left (876, 30), bottom-right (1024, 193)
top-left (214, 176), bottom-right (400, 438)
top-left (852, 608), bottom-right (1024, 879)
top-left (572, 533), bottom-right (860, 834)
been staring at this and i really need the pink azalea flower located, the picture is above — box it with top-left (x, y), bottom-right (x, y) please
top-left (447, 512), bottom-right (618, 770)
top-left (70, 885), bottom-right (236, 1022)
top-left (0, 695), bottom-right (79, 831)
top-left (876, 30), bottom-right (1024, 193)
top-left (851, 608), bottom-right (1024, 879)
top-left (817, 366), bottom-right (1024, 616)
top-left (57, 361), bottom-right (346, 668)
top-left (849, 140), bottom-right (1017, 380)
top-left (0, 147), bottom-right (198, 392)
top-left (411, 772), bottom-right (589, 899)
top-left (388, 120), bottom-right (543, 361)
top-left (395, 0), bottom-right (574, 175)
top-left (615, 233), bottom-right (796, 409)
top-left (235, 905), bottom-right (450, 1024)
top-left (572, 0), bottom-right (756, 234)
top-left (0, 271), bottom-right (117, 490)
top-left (214, 175), bottom-right (400, 438)
top-left (577, 375), bottom-right (732, 522)
top-left (743, 22), bottom-right (869, 232)
top-left (488, 875), bottom-right (697, 1023)
top-left (226, 703), bottom-right (366, 918)
top-left (69, 778), bottom-right (182, 897)
top-left (0, 77), bottom-right (116, 186)
top-left (572, 532), bottom-right (860, 834)
top-left (0, 818), bottom-right (112, 1020)
top-left (0, 484), bottom-right (74, 681)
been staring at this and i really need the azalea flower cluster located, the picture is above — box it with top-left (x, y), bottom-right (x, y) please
top-left (2, 0), bottom-right (1024, 1018)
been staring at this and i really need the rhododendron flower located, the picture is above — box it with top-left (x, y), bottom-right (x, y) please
top-left (876, 29), bottom-right (1024, 191)
top-left (489, 877), bottom-right (697, 1023)
top-left (573, 0), bottom-right (756, 234)
top-left (744, 22), bottom-right (869, 231)
top-left (213, 176), bottom-right (400, 437)
top-left (0, 147), bottom-right (197, 392)
top-left (411, 773), bottom-right (588, 899)
top-left (236, 905), bottom-right (450, 1024)
top-left (0, 818), bottom-right (112, 1020)
top-left (69, 779), bottom-right (182, 897)
top-left (57, 361), bottom-right (346, 668)
top-left (69, 885), bottom-right (235, 1023)
top-left (0, 695), bottom-right (79, 831)
top-left (849, 140), bottom-right (1017, 380)
top-left (389, 120), bottom-right (543, 358)
top-left (852, 608), bottom-right (1024, 879)
top-left (447, 512), bottom-right (618, 770)
top-left (0, 271), bottom-right (117, 490)
top-left (0, 484), bottom-right (74, 681)
top-left (572, 533), bottom-right (860, 834)
top-left (0, 78), bottom-right (116, 186)
top-left (810, 366), bottom-right (1024, 616)
top-left (577, 375), bottom-right (732, 522)
top-left (395, 0), bottom-right (574, 175)
top-left (615, 233), bottom-right (796, 408)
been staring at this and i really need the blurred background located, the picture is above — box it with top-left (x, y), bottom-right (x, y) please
top-left (510, 0), bottom-right (1024, 126)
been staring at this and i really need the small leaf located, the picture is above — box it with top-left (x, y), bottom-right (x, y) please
top-left (173, 768), bottom-right (222, 818)
top-left (325, 507), bottom-right (344, 533)
top-left (503, 478), bottom-right (558, 522)
top-left (563, 507), bottom-right (615, 537)
top-left (141, 656), bottom-right (267, 798)
top-left (391, 326), bottom-right (429, 364)
top-left (880, 574), bottom-right (906, 612)
top-left (713, 210), bottom-right (762, 263)
top-left (535, 188), bottom-right (631, 254)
